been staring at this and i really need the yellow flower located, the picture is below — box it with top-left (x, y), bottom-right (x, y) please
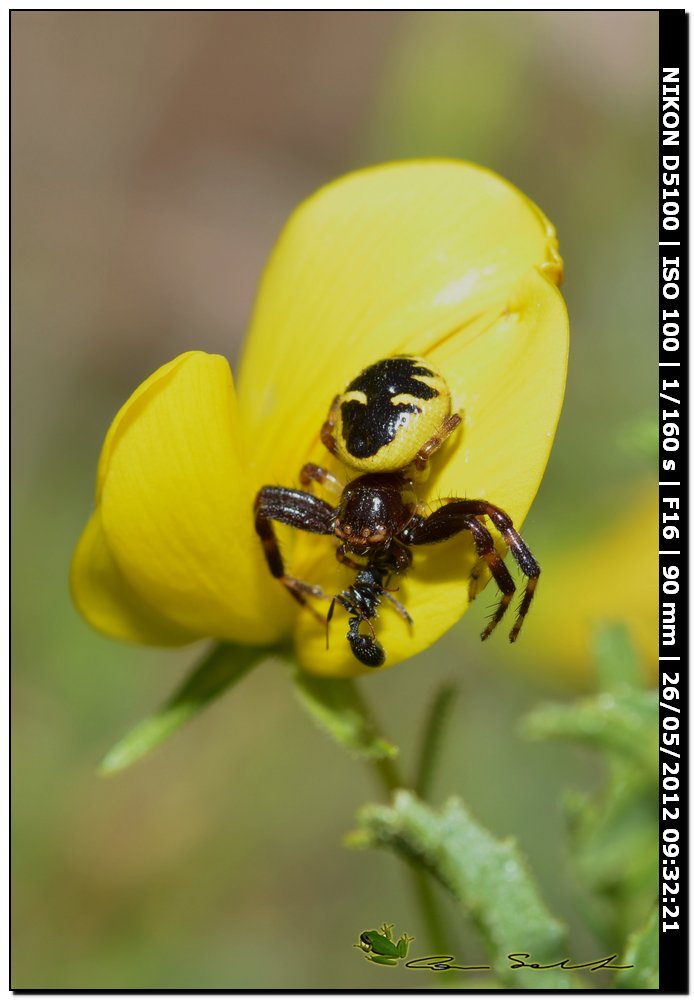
top-left (71, 160), bottom-right (569, 677)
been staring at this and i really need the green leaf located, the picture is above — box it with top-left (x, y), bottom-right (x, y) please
top-left (351, 790), bottom-right (574, 988)
top-left (291, 671), bottom-right (398, 761)
top-left (613, 906), bottom-right (658, 989)
top-left (521, 624), bottom-right (656, 773)
top-left (100, 642), bottom-right (271, 774)
top-left (521, 689), bottom-right (658, 772)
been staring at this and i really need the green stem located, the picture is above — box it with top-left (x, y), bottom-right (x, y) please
top-left (369, 752), bottom-right (402, 799)
top-left (351, 681), bottom-right (452, 954)
top-left (414, 683), bottom-right (458, 799)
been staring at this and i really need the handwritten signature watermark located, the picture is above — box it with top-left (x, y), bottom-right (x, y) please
top-left (405, 953), bottom-right (634, 973)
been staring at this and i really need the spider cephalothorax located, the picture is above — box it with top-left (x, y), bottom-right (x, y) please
top-left (254, 355), bottom-right (540, 667)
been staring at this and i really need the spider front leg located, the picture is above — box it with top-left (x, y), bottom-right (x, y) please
top-left (455, 500), bottom-right (540, 641)
top-left (254, 486), bottom-right (336, 624)
top-left (463, 517), bottom-right (517, 639)
top-left (402, 499), bottom-right (540, 641)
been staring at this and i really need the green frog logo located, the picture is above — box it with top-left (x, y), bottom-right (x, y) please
top-left (355, 923), bottom-right (413, 966)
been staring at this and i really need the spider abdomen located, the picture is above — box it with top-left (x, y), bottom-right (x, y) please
top-left (332, 356), bottom-right (451, 472)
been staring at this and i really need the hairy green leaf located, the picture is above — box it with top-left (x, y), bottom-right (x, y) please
top-left (352, 790), bottom-right (574, 988)
top-left (521, 689), bottom-right (657, 771)
top-left (522, 624), bottom-right (657, 773)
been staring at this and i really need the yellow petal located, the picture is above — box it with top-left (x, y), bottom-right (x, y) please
top-left (74, 351), bottom-right (291, 646)
top-left (237, 159), bottom-right (562, 488)
top-left (236, 160), bottom-right (568, 675)
top-left (71, 509), bottom-right (199, 645)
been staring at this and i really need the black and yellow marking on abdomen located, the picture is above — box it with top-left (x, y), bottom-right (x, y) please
top-left (340, 357), bottom-right (440, 459)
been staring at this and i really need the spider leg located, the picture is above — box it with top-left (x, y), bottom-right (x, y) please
top-left (447, 501), bottom-right (540, 640)
top-left (413, 411), bottom-right (463, 471)
top-left (464, 517), bottom-right (516, 640)
top-left (402, 499), bottom-right (539, 642)
top-left (320, 394), bottom-right (341, 458)
top-left (299, 462), bottom-right (344, 497)
top-left (254, 486), bottom-right (335, 624)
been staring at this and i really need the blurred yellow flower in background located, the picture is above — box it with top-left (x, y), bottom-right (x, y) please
top-left (71, 160), bottom-right (569, 676)
top-left (520, 483), bottom-right (658, 688)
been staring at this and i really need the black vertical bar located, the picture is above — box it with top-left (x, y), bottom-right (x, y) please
top-left (659, 9), bottom-right (688, 995)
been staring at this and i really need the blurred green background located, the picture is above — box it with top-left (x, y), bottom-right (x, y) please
top-left (12, 11), bottom-right (658, 989)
